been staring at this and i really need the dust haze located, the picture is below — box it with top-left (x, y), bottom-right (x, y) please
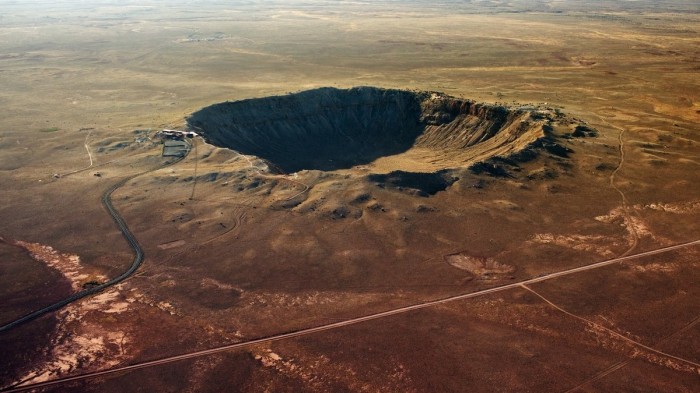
top-left (1, 1), bottom-right (699, 392)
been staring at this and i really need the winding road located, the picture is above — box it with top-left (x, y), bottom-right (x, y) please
top-left (600, 116), bottom-right (640, 256)
top-left (0, 153), bottom-right (187, 334)
top-left (2, 118), bottom-right (697, 390)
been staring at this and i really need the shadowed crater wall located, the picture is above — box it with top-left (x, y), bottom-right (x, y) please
top-left (188, 87), bottom-right (580, 176)
top-left (188, 87), bottom-right (423, 172)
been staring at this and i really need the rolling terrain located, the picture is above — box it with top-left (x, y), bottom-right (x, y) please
top-left (0, 1), bottom-right (699, 392)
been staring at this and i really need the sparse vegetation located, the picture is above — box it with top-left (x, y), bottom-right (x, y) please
top-left (1, 1), bottom-right (699, 392)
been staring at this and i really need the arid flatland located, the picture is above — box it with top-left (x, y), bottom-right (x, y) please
top-left (0, 1), bottom-right (699, 392)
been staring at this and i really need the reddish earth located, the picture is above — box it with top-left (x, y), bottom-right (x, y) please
top-left (1, 1), bottom-right (699, 392)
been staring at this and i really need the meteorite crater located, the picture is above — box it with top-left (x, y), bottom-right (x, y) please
top-left (188, 87), bottom-right (577, 176)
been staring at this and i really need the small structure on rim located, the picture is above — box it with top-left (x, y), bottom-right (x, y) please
top-left (156, 129), bottom-right (197, 140)
top-left (162, 140), bottom-right (190, 157)
top-left (156, 129), bottom-right (195, 157)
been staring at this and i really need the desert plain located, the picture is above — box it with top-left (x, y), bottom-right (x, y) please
top-left (0, 1), bottom-right (699, 392)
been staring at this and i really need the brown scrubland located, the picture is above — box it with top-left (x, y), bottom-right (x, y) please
top-left (0, 1), bottom-right (699, 392)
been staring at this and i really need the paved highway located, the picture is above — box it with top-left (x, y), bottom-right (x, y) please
top-left (0, 155), bottom-right (186, 334)
top-left (3, 238), bottom-right (699, 392)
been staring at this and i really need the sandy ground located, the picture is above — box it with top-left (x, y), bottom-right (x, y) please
top-left (1, 1), bottom-right (699, 392)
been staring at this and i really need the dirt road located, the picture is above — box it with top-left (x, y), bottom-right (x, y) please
top-left (5, 239), bottom-right (699, 392)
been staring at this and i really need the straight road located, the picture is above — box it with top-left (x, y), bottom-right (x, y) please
top-left (4, 238), bottom-right (699, 392)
